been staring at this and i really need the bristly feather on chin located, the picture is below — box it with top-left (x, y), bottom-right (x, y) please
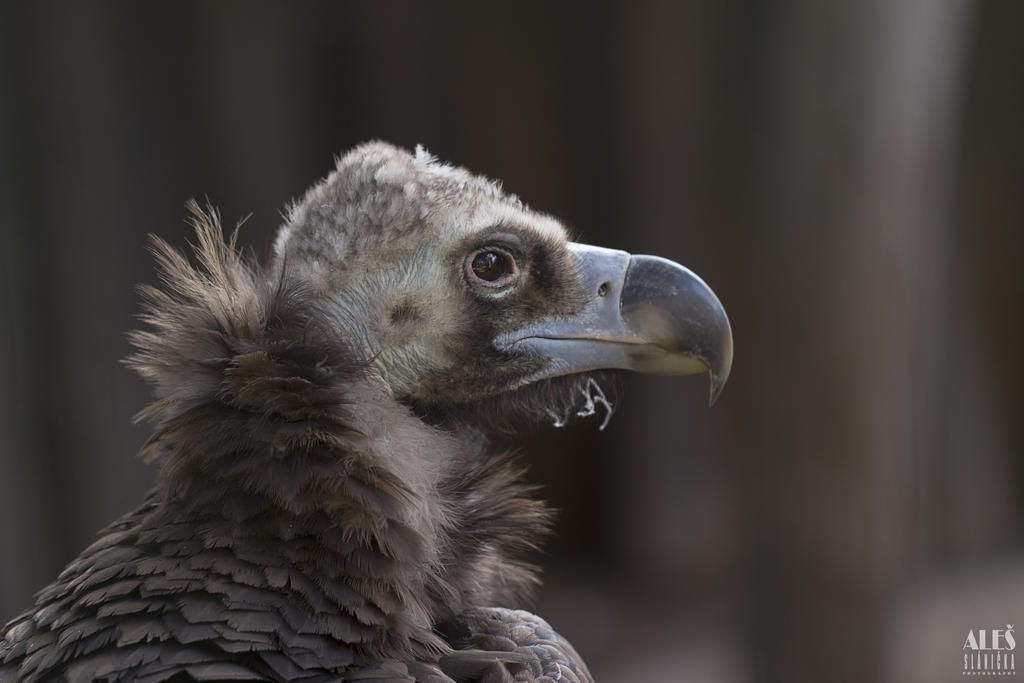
top-left (408, 372), bottom-right (619, 436)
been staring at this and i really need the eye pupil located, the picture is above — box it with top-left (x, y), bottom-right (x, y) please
top-left (471, 250), bottom-right (510, 282)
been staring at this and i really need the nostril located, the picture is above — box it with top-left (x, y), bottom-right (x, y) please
top-left (597, 282), bottom-right (610, 297)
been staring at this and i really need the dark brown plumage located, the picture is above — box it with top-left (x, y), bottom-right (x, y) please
top-left (1, 143), bottom-right (731, 682)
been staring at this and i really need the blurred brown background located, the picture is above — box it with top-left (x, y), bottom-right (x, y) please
top-left (0, 2), bottom-right (1021, 682)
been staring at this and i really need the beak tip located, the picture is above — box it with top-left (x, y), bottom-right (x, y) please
top-left (708, 371), bottom-right (725, 407)
top-left (706, 341), bottom-right (733, 407)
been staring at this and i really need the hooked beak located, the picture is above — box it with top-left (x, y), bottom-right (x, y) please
top-left (496, 243), bottom-right (734, 405)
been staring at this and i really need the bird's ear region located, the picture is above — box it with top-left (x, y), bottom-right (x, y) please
top-left (494, 242), bottom-right (733, 405)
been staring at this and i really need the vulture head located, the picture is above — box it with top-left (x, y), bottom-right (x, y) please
top-left (273, 143), bottom-right (731, 422)
top-left (1, 142), bottom-right (732, 682)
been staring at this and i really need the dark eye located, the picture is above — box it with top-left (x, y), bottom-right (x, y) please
top-left (467, 248), bottom-right (516, 286)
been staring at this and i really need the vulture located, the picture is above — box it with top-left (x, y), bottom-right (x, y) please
top-left (0, 143), bottom-right (732, 682)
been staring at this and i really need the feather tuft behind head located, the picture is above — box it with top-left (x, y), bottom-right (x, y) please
top-left (125, 201), bottom-right (366, 500)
